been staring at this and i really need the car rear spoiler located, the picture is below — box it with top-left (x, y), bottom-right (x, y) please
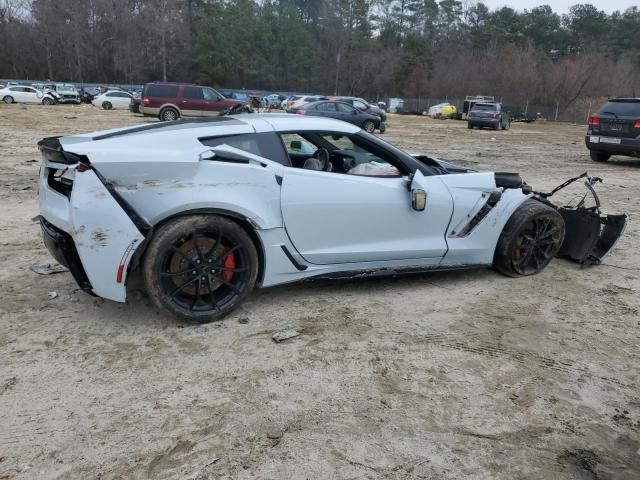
top-left (535, 172), bottom-right (628, 265)
top-left (37, 136), bottom-right (88, 165)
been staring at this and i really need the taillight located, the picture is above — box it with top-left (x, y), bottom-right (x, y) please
top-left (588, 115), bottom-right (600, 126)
top-left (143, 97), bottom-right (150, 105)
top-left (297, 110), bottom-right (306, 115)
top-left (634, 119), bottom-right (640, 128)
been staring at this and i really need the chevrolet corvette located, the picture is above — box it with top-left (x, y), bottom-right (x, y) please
top-left (37, 115), bottom-right (627, 322)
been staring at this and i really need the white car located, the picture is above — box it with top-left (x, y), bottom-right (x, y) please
top-left (1, 85), bottom-right (57, 105)
top-left (36, 114), bottom-right (626, 322)
top-left (286, 95), bottom-right (326, 111)
top-left (92, 90), bottom-right (133, 110)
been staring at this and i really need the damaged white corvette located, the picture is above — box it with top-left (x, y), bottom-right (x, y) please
top-left (37, 115), bottom-right (627, 322)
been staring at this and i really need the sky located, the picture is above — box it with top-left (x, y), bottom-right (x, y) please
top-left (479, 0), bottom-right (638, 14)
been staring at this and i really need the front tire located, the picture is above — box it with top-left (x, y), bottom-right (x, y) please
top-left (143, 215), bottom-right (258, 323)
top-left (362, 120), bottom-right (376, 133)
top-left (590, 150), bottom-right (610, 162)
top-left (102, 101), bottom-right (112, 110)
top-left (467, 122), bottom-right (473, 129)
top-left (42, 97), bottom-right (54, 105)
top-left (493, 199), bottom-right (565, 277)
top-left (3, 96), bottom-right (14, 104)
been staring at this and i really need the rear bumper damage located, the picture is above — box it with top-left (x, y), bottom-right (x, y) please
top-left (537, 173), bottom-right (628, 265)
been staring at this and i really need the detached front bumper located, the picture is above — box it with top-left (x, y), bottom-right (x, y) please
top-left (537, 173), bottom-right (628, 265)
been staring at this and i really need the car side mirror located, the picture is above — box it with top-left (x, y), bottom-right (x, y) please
top-left (411, 188), bottom-right (426, 211)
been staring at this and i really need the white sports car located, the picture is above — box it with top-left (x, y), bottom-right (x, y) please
top-left (37, 115), bottom-right (627, 322)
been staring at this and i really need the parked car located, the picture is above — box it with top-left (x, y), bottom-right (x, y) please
top-left (51, 83), bottom-right (81, 104)
top-left (280, 95), bottom-right (296, 109)
top-left (586, 97), bottom-right (640, 162)
top-left (467, 102), bottom-right (510, 130)
top-left (333, 96), bottom-right (387, 121)
top-left (92, 90), bottom-right (133, 110)
top-left (263, 94), bottom-right (284, 108)
top-left (36, 115), bottom-right (626, 322)
top-left (1, 85), bottom-right (57, 105)
top-left (286, 95), bottom-right (327, 111)
top-left (78, 87), bottom-right (100, 104)
top-left (427, 102), bottom-right (457, 119)
top-left (31, 83), bottom-right (62, 103)
top-left (141, 82), bottom-right (243, 121)
top-left (289, 100), bottom-right (384, 133)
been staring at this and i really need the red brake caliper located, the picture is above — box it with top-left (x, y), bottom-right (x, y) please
top-left (223, 253), bottom-right (235, 282)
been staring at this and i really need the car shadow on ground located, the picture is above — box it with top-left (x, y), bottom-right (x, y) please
top-left (117, 267), bottom-right (499, 328)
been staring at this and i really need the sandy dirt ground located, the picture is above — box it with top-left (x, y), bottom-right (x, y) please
top-left (0, 104), bottom-right (639, 480)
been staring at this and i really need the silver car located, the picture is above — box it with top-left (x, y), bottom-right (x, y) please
top-left (37, 115), bottom-right (626, 322)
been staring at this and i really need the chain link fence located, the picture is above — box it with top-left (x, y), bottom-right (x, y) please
top-left (392, 97), bottom-right (604, 124)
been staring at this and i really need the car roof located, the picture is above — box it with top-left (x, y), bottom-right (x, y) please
top-left (62, 114), bottom-right (361, 147)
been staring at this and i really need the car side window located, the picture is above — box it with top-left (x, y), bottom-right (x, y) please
top-left (200, 132), bottom-right (290, 166)
top-left (353, 100), bottom-right (367, 110)
top-left (336, 103), bottom-right (355, 113)
top-left (281, 133), bottom-right (317, 155)
top-left (282, 132), bottom-right (402, 177)
top-left (184, 86), bottom-right (204, 100)
top-left (203, 88), bottom-right (220, 101)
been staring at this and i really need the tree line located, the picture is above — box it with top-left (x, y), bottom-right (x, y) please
top-left (1, 0), bottom-right (639, 108)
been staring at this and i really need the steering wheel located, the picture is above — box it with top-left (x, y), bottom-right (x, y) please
top-left (312, 147), bottom-right (332, 172)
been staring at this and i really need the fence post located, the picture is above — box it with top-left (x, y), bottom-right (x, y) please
top-left (554, 101), bottom-right (559, 121)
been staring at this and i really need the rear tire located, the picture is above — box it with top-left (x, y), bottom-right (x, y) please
top-left (143, 215), bottom-right (258, 323)
top-left (3, 96), bottom-right (14, 104)
top-left (160, 107), bottom-right (179, 121)
top-left (590, 150), bottom-right (610, 162)
top-left (493, 199), bottom-right (565, 277)
top-left (102, 101), bottom-right (112, 110)
top-left (502, 118), bottom-right (510, 130)
top-left (467, 122), bottom-right (473, 129)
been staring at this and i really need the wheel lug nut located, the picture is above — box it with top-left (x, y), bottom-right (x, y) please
top-left (192, 270), bottom-right (197, 274)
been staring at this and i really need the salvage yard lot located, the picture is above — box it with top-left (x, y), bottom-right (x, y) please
top-left (1, 105), bottom-right (639, 479)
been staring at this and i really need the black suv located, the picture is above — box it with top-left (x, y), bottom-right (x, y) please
top-left (586, 98), bottom-right (640, 162)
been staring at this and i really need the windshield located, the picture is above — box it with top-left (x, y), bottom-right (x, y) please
top-left (598, 101), bottom-right (640, 117)
top-left (57, 84), bottom-right (77, 93)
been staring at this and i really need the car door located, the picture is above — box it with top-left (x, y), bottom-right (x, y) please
top-left (335, 102), bottom-right (361, 125)
top-left (181, 86), bottom-right (206, 117)
top-left (23, 87), bottom-right (41, 103)
top-left (116, 92), bottom-right (133, 108)
top-left (203, 87), bottom-right (237, 115)
top-left (279, 132), bottom-right (453, 265)
top-left (10, 87), bottom-right (28, 102)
